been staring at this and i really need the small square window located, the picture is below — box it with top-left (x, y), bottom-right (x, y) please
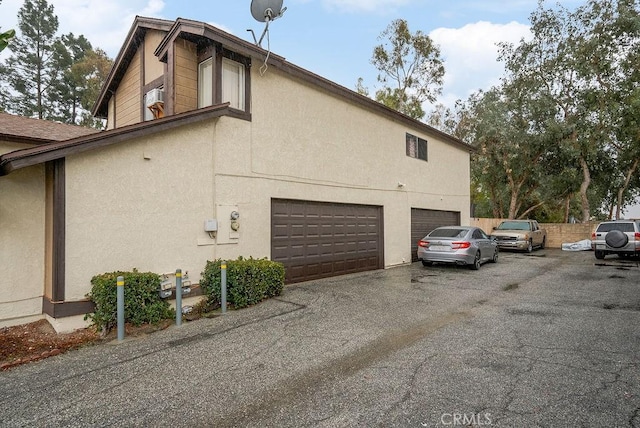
top-left (406, 133), bottom-right (428, 161)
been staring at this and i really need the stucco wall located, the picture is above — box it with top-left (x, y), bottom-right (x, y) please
top-left (59, 44), bottom-right (470, 303)
top-left (61, 65), bottom-right (470, 300)
top-left (0, 163), bottom-right (45, 326)
top-left (63, 121), bottom-right (218, 300)
top-left (210, 66), bottom-right (471, 266)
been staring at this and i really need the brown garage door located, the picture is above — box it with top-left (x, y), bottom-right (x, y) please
top-left (271, 199), bottom-right (384, 283)
top-left (411, 208), bottom-right (460, 262)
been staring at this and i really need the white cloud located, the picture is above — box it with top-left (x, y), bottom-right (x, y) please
top-left (430, 20), bottom-right (531, 109)
top-left (0, 0), bottom-right (166, 58)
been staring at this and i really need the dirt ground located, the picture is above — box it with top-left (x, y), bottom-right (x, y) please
top-left (0, 319), bottom-right (173, 371)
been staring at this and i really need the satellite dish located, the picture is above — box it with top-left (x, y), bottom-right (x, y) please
top-left (251, 0), bottom-right (285, 22)
top-left (248, 0), bottom-right (286, 74)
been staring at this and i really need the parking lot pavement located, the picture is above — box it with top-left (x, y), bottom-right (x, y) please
top-left (1, 249), bottom-right (639, 427)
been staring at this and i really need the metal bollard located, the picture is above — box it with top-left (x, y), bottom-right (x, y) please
top-left (176, 269), bottom-right (182, 326)
top-left (117, 276), bottom-right (125, 341)
top-left (221, 262), bottom-right (227, 314)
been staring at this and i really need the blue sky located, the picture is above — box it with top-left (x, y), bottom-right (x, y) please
top-left (0, 0), bottom-right (558, 111)
top-left (1, 0), bottom-right (638, 216)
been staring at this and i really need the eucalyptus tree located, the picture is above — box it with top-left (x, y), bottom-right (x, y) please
top-left (497, 0), bottom-right (640, 221)
top-left (369, 19), bottom-right (445, 120)
top-left (463, 82), bottom-right (568, 220)
top-left (0, 1), bottom-right (15, 53)
top-left (72, 47), bottom-right (113, 128)
top-left (497, 2), bottom-right (595, 221)
top-left (575, 0), bottom-right (640, 219)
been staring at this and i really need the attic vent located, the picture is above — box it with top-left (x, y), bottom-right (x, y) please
top-left (146, 88), bottom-right (164, 119)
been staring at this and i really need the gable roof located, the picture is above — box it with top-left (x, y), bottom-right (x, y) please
top-left (92, 16), bottom-right (473, 153)
top-left (0, 104), bottom-right (246, 176)
top-left (92, 16), bottom-right (175, 118)
top-left (0, 112), bottom-right (100, 145)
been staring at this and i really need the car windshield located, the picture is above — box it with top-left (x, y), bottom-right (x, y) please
top-left (428, 228), bottom-right (468, 239)
top-left (597, 222), bottom-right (635, 233)
top-left (496, 221), bottom-right (531, 231)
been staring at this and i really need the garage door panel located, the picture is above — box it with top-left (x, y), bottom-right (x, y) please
top-left (272, 199), bottom-right (384, 283)
top-left (411, 208), bottom-right (460, 262)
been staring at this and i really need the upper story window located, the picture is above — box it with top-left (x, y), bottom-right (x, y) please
top-left (198, 58), bottom-right (213, 108)
top-left (406, 133), bottom-right (428, 161)
top-left (198, 53), bottom-right (248, 111)
top-left (222, 58), bottom-right (245, 110)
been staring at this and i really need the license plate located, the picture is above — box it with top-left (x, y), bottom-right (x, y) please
top-left (430, 245), bottom-right (449, 251)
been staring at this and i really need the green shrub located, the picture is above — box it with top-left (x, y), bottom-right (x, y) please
top-left (86, 269), bottom-right (175, 334)
top-left (200, 257), bottom-right (285, 309)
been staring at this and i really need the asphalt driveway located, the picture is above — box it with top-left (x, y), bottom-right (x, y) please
top-left (1, 249), bottom-right (639, 427)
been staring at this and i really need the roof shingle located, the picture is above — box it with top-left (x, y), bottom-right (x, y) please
top-left (0, 112), bottom-right (100, 145)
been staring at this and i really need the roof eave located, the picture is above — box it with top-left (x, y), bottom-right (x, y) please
top-left (1, 104), bottom-right (246, 176)
top-left (91, 16), bottom-right (175, 118)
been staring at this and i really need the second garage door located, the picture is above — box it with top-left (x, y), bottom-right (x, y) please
top-left (271, 199), bottom-right (384, 283)
top-left (411, 208), bottom-right (460, 262)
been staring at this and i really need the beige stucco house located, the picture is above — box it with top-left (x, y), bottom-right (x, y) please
top-left (0, 16), bottom-right (473, 332)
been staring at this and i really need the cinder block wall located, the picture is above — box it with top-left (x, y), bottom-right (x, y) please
top-left (470, 218), bottom-right (599, 249)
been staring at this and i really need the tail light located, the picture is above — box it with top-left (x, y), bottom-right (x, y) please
top-left (591, 232), bottom-right (596, 239)
top-left (451, 241), bottom-right (471, 249)
top-left (418, 240), bottom-right (429, 248)
top-left (635, 232), bottom-right (640, 240)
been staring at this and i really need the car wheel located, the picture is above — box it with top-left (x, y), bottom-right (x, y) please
top-left (421, 260), bottom-right (433, 267)
top-left (491, 247), bottom-right (499, 263)
top-left (595, 250), bottom-right (605, 260)
top-left (605, 230), bottom-right (629, 249)
top-left (470, 251), bottom-right (481, 270)
top-left (526, 239), bottom-right (533, 253)
top-left (540, 237), bottom-right (546, 249)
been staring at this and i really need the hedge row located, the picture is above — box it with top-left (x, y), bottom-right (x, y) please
top-left (85, 269), bottom-right (175, 334)
top-left (200, 257), bottom-right (285, 309)
top-left (86, 258), bottom-right (285, 333)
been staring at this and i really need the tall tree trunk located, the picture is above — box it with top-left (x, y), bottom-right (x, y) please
top-left (563, 195), bottom-right (570, 223)
top-left (579, 156), bottom-right (591, 222)
top-left (616, 158), bottom-right (639, 219)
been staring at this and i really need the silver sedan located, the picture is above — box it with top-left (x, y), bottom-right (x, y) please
top-left (417, 226), bottom-right (498, 270)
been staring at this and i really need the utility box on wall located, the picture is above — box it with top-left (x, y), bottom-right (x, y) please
top-left (216, 204), bottom-right (240, 244)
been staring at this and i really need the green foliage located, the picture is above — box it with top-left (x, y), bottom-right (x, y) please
top-left (200, 257), bottom-right (285, 310)
top-left (0, 28), bottom-right (15, 53)
top-left (86, 269), bottom-right (175, 334)
top-left (0, 0), bottom-right (111, 128)
top-left (0, 1), bottom-right (15, 53)
top-left (368, 18), bottom-right (444, 120)
top-left (464, 0), bottom-right (640, 221)
top-left (0, 0), bottom-right (60, 119)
